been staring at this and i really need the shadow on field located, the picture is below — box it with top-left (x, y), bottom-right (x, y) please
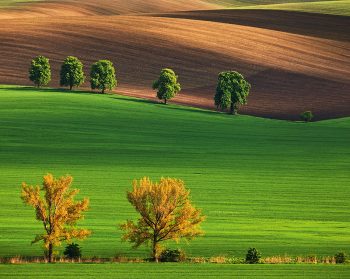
top-left (1, 85), bottom-right (229, 118)
top-left (107, 95), bottom-right (158, 105)
top-left (0, 86), bottom-right (101, 96)
top-left (108, 94), bottom-right (222, 117)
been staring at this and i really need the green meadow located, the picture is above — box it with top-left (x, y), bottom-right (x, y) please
top-left (0, 0), bottom-right (41, 7)
top-left (0, 85), bottom-right (349, 260)
top-left (1, 264), bottom-right (350, 278)
top-left (209, 0), bottom-right (350, 16)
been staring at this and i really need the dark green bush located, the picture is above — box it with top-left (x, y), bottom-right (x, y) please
top-left (245, 248), bottom-right (261, 264)
top-left (300, 111), bottom-right (314, 122)
top-left (63, 243), bottom-right (82, 259)
top-left (335, 252), bottom-right (347, 264)
top-left (159, 249), bottom-right (186, 262)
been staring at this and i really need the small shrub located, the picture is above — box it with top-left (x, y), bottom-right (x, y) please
top-left (63, 243), bottom-right (82, 260)
top-left (245, 248), bottom-right (261, 264)
top-left (335, 252), bottom-right (347, 264)
top-left (300, 111), bottom-right (314, 122)
top-left (159, 248), bottom-right (186, 262)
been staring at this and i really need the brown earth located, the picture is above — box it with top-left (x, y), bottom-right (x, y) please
top-left (0, 0), bottom-right (218, 19)
top-left (0, 3), bottom-right (349, 120)
top-left (155, 9), bottom-right (350, 42)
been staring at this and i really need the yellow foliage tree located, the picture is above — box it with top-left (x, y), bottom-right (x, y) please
top-left (21, 173), bottom-right (90, 262)
top-left (120, 177), bottom-right (205, 262)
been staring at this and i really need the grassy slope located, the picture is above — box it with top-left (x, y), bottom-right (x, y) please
top-left (1, 264), bottom-right (350, 278)
top-left (207, 0), bottom-right (350, 16)
top-left (0, 0), bottom-right (41, 7)
top-left (0, 86), bottom-right (349, 259)
top-left (240, 0), bottom-right (350, 16)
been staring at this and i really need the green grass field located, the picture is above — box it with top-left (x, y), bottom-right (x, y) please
top-left (209, 0), bottom-right (350, 16)
top-left (1, 264), bottom-right (350, 278)
top-left (2, 0), bottom-right (350, 16)
top-left (238, 0), bottom-right (350, 16)
top-left (0, 0), bottom-right (41, 7)
top-left (0, 85), bottom-right (349, 260)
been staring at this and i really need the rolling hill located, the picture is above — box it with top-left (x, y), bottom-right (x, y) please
top-left (0, 0), bottom-right (349, 120)
top-left (0, 86), bottom-right (349, 259)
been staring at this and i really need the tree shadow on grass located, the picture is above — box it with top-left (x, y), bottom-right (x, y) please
top-left (0, 85), bottom-right (228, 118)
top-left (0, 86), bottom-right (98, 96)
top-left (107, 94), bottom-right (158, 105)
top-left (107, 94), bottom-right (222, 117)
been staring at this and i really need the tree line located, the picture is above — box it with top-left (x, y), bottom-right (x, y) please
top-left (29, 55), bottom-right (251, 115)
top-left (21, 174), bottom-right (205, 263)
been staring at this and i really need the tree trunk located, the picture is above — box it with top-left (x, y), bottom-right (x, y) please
top-left (230, 103), bottom-right (238, 115)
top-left (164, 98), bottom-right (167, 105)
top-left (152, 237), bottom-right (159, 263)
top-left (48, 243), bottom-right (53, 263)
top-left (102, 88), bottom-right (105, 94)
top-left (69, 84), bottom-right (73, 91)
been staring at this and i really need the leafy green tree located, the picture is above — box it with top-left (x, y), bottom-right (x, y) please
top-left (29, 56), bottom-right (51, 87)
top-left (60, 56), bottom-right (85, 90)
top-left (90, 60), bottom-right (117, 94)
top-left (214, 71), bottom-right (251, 115)
top-left (152, 68), bottom-right (181, 104)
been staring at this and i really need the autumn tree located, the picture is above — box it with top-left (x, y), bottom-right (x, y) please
top-left (214, 71), bottom-right (251, 115)
top-left (120, 177), bottom-right (205, 262)
top-left (60, 56), bottom-right (85, 90)
top-left (28, 55), bottom-right (51, 87)
top-left (152, 68), bottom-right (181, 104)
top-left (21, 173), bottom-right (90, 262)
top-left (90, 60), bottom-right (117, 93)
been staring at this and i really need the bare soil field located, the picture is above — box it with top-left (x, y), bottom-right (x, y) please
top-left (0, 2), bottom-right (349, 120)
top-left (0, 0), bottom-right (217, 19)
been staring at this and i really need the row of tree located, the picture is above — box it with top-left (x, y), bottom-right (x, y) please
top-left (29, 55), bottom-right (251, 114)
top-left (21, 174), bottom-right (205, 263)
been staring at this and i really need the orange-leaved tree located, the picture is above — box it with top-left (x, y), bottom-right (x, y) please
top-left (21, 173), bottom-right (90, 262)
top-left (120, 177), bottom-right (205, 262)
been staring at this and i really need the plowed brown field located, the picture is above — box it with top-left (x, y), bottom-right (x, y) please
top-left (0, 2), bottom-right (349, 120)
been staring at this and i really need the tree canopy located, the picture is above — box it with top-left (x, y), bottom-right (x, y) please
top-left (121, 177), bottom-right (205, 262)
top-left (28, 55), bottom-right (51, 87)
top-left (60, 56), bottom-right (85, 90)
top-left (21, 173), bottom-right (90, 262)
top-left (214, 71), bottom-right (251, 114)
top-left (90, 60), bottom-right (117, 93)
top-left (152, 68), bottom-right (181, 104)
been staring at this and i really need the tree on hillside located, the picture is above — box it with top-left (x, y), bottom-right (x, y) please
top-left (214, 71), bottom-right (251, 115)
top-left (60, 56), bottom-right (85, 90)
top-left (21, 173), bottom-right (90, 263)
top-left (90, 60), bottom-right (117, 93)
top-left (300, 111), bottom-right (314, 122)
top-left (152, 68), bottom-right (181, 104)
top-left (120, 177), bottom-right (205, 262)
top-left (28, 56), bottom-right (51, 87)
